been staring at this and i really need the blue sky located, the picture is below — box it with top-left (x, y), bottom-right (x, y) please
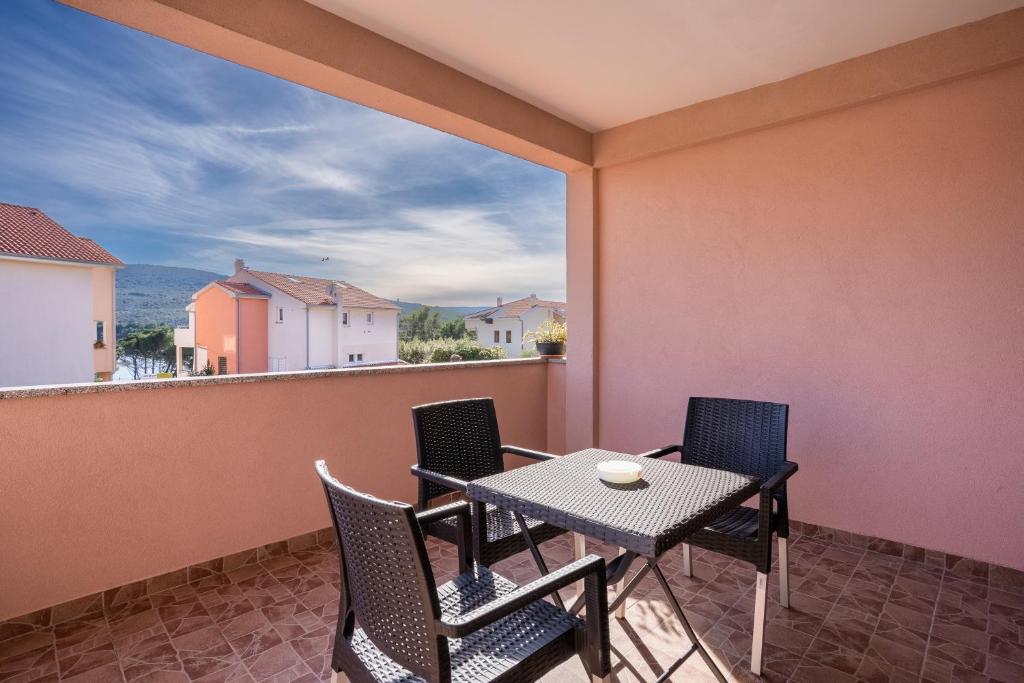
top-left (0, 1), bottom-right (566, 305)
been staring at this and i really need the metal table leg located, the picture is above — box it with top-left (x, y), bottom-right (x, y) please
top-left (511, 523), bottom-right (726, 683)
top-left (512, 511), bottom-right (566, 611)
top-left (649, 561), bottom-right (727, 683)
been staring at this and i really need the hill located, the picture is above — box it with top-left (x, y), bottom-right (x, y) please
top-left (116, 264), bottom-right (223, 333)
top-left (393, 301), bottom-right (488, 321)
top-left (115, 264), bottom-right (490, 335)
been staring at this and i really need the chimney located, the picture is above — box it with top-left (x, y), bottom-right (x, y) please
top-left (530, 293), bottom-right (537, 299)
top-left (234, 258), bottom-right (246, 274)
top-left (497, 297), bottom-right (503, 307)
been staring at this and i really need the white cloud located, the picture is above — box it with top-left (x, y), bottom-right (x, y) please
top-left (0, 3), bottom-right (566, 304)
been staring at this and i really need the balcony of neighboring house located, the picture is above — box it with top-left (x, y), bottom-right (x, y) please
top-left (2, 2), bottom-right (1024, 683)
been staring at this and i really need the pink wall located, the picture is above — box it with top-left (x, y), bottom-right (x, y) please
top-left (238, 298), bottom-right (268, 374)
top-left (0, 360), bottom-right (551, 620)
top-left (194, 285), bottom-right (237, 374)
top-left (546, 360), bottom-right (567, 455)
top-left (596, 64), bottom-right (1024, 570)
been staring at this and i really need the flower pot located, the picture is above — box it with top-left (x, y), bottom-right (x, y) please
top-left (535, 341), bottom-right (565, 357)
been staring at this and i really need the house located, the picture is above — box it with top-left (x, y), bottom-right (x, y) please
top-left (465, 295), bottom-right (565, 357)
top-left (0, 202), bottom-right (122, 386)
top-left (174, 259), bottom-right (400, 375)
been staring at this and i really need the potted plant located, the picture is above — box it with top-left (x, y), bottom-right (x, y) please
top-left (93, 340), bottom-right (105, 349)
top-left (525, 318), bottom-right (567, 357)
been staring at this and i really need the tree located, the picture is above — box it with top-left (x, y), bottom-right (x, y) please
top-left (399, 306), bottom-right (442, 341)
top-left (438, 317), bottom-right (469, 340)
top-left (117, 325), bottom-right (176, 379)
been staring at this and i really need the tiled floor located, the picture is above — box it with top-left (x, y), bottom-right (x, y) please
top-left (2, 529), bottom-right (1023, 682)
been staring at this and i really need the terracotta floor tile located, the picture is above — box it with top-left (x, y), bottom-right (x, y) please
top-left (27, 529), bottom-right (1009, 682)
top-left (242, 642), bottom-right (307, 681)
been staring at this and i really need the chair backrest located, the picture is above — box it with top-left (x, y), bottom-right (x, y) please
top-left (412, 398), bottom-right (503, 506)
top-left (682, 397), bottom-right (789, 480)
top-left (315, 460), bottom-right (448, 680)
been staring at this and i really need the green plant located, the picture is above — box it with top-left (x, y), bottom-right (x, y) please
top-left (194, 360), bottom-right (215, 376)
top-left (399, 338), bottom-right (505, 364)
top-left (524, 318), bottom-right (567, 345)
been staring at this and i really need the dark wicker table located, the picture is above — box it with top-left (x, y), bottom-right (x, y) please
top-left (468, 448), bottom-right (760, 683)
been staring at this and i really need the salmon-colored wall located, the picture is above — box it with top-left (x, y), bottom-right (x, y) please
top-left (0, 360), bottom-right (550, 620)
top-left (596, 64), bottom-right (1024, 570)
top-left (546, 360), bottom-right (567, 455)
top-left (238, 298), bottom-right (268, 374)
top-left (195, 286), bottom-right (238, 374)
top-left (91, 267), bottom-right (116, 377)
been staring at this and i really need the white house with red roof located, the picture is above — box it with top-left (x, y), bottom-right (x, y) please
top-left (174, 259), bottom-right (399, 376)
top-left (0, 202), bottom-right (123, 386)
top-left (465, 295), bottom-right (566, 357)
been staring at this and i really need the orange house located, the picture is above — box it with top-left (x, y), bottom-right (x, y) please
top-left (191, 281), bottom-right (269, 375)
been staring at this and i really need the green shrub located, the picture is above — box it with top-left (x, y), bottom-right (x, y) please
top-left (400, 338), bottom-right (505, 364)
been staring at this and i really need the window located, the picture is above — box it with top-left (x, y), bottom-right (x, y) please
top-left (94, 320), bottom-right (104, 345)
top-left (357, 353), bottom-right (363, 361)
top-left (342, 311), bottom-right (349, 326)
top-left (506, 330), bottom-right (512, 344)
top-left (348, 354), bottom-right (354, 362)
top-left (366, 312), bottom-right (374, 324)
top-left (276, 307), bottom-right (284, 323)
top-left (217, 356), bottom-right (227, 375)
top-left (494, 330), bottom-right (500, 343)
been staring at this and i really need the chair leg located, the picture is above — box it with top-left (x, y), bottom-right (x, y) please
top-left (574, 533), bottom-right (586, 598)
top-left (681, 542), bottom-right (692, 577)
top-left (779, 536), bottom-right (790, 608)
top-left (751, 571), bottom-right (768, 676)
top-left (615, 547), bottom-right (627, 618)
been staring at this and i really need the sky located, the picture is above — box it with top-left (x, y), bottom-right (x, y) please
top-left (0, 1), bottom-right (566, 306)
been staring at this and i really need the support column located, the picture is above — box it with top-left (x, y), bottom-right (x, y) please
top-left (566, 167), bottom-right (598, 451)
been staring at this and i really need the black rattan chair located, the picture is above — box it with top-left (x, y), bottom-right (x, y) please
top-left (315, 460), bottom-right (611, 683)
top-left (643, 397), bottom-right (798, 676)
top-left (411, 398), bottom-right (569, 567)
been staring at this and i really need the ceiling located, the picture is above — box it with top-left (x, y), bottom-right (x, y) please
top-left (305, 0), bottom-right (1023, 132)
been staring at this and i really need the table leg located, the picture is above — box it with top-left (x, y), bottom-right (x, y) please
top-left (649, 561), bottom-right (727, 683)
top-left (615, 547), bottom-right (628, 618)
top-left (512, 511), bottom-right (566, 611)
top-left (573, 533), bottom-right (587, 598)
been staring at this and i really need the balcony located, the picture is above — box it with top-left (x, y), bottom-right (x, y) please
top-left (3, 1), bottom-right (1024, 682)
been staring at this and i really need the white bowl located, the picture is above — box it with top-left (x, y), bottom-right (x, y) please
top-left (597, 460), bottom-right (643, 484)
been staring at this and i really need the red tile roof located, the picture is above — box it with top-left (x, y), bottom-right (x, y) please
top-left (243, 269), bottom-right (399, 309)
top-left (216, 281), bottom-right (270, 297)
top-left (466, 296), bottom-right (566, 320)
top-left (0, 202), bottom-right (123, 266)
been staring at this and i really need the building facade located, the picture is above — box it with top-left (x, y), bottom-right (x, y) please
top-left (465, 295), bottom-right (566, 357)
top-left (0, 203), bottom-right (122, 386)
top-left (175, 260), bottom-right (399, 375)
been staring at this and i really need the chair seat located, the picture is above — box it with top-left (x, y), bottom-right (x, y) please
top-left (705, 505), bottom-right (761, 538)
top-left (349, 566), bottom-right (582, 682)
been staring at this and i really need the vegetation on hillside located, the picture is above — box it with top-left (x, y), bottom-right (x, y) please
top-left (116, 264), bottom-right (225, 335)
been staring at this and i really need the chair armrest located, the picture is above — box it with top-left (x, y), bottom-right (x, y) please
top-left (415, 500), bottom-right (471, 527)
top-left (761, 461), bottom-right (798, 494)
top-left (416, 501), bottom-right (473, 573)
top-left (501, 445), bottom-right (557, 461)
top-left (436, 555), bottom-right (606, 638)
top-left (410, 465), bottom-right (469, 493)
top-left (640, 444), bottom-right (684, 459)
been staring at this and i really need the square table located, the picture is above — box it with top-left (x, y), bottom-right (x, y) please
top-left (468, 448), bottom-right (760, 683)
